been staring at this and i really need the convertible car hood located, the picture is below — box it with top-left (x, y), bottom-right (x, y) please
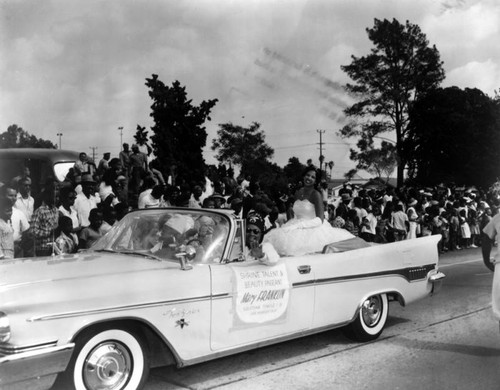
top-left (1, 250), bottom-right (212, 322)
top-left (0, 251), bottom-right (170, 289)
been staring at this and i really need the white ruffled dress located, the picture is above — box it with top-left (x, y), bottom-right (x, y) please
top-left (264, 199), bottom-right (354, 256)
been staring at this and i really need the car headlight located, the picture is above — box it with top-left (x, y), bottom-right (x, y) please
top-left (0, 311), bottom-right (11, 342)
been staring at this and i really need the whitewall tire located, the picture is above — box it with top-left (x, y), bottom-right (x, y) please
top-left (344, 293), bottom-right (388, 342)
top-left (64, 328), bottom-right (150, 390)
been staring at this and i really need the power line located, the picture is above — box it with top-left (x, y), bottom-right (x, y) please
top-left (274, 143), bottom-right (316, 150)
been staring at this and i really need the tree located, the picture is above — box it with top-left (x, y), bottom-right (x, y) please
top-left (145, 75), bottom-right (218, 184)
top-left (133, 125), bottom-right (152, 156)
top-left (406, 86), bottom-right (500, 188)
top-left (340, 18), bottom-right (445, 187)
top-left (248, 160), bottom-right (288, 199)
top-left (211, 122), bottom-right (274, 177)
top-left (350, 140), bottom-right (397, 181)
top-left (0, 124), bottom-right (57, 149)
top-left (283, 156), bottom-right (306, 185)
top-left (344, 169), bottom-right (357, 181)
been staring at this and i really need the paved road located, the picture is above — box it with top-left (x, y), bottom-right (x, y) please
top-left (143, 248), bottom-right (500, 390)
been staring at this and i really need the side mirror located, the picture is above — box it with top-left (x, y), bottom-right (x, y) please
top-left (175, 245), bottom-right (197, 270)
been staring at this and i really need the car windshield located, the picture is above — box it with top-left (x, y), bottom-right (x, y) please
top-left (93, 209), bottom-right (232, 263)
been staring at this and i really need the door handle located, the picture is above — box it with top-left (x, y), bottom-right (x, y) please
top-left (297, 265), bottom-right (311, 274)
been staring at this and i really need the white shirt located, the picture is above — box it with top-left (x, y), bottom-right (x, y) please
top-left (11, 208), bottom-right (30, 242)
top-left (98, 182), bottom-right (119, 206)
top-left (14, 194), bottom-right (34, 222)
top-left (139, 193), bottom-right (160, 209)
top-left (243, 242), bottom-right (280, 266)
top-left (188, 194), bottom-right (202, 208)
top-left (138, 189), bottom-right (152, 208)
top-left (58, 205), bottom-right (80, 229)
top-left (361, 212), bottom-right (377, 235)
top-left (74, 193), bottom-right (98, 227)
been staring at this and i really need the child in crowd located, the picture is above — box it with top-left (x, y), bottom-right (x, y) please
top-left (439, 211), bottom-right (450, 252)
top-left (468, 208), bottom-right (479, 248)
top-left (53, 216), bottom-right (78, 254)
top-left (100, 206), bottom-right (117, 234)
top-left (343, 209), bottom-right (359, 237)
top-left (448, 208), bottom-right (461, 250)
top-left (459, 209), bottom-right (471, 249)
top-left (79, 209), bottom-right (103, 249)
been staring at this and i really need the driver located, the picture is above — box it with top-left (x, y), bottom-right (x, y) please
top-left (244, 213), bottom-right (279, 266)
top-left (150, 213), bottom-right (195, 258)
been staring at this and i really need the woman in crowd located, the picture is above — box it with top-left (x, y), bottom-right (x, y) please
top-left (406, 198), bottom-right (420, 240)
top-left (264, 166), bottom-right (353, 256)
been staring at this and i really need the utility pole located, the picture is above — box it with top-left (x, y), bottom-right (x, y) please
top-left (57, 132), bottom-right (63, 149)
top-left (118, 126), bottom-right (123, 150)
top-left (317, 129), bottom-right (325, 180)
top-left (89, 146), bottom-right (98, 163)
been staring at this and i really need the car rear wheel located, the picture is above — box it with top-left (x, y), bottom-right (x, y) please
top-left (344, 293), bottom-right (388, 342)
top-left (60, 328), bottom-right (150, 390)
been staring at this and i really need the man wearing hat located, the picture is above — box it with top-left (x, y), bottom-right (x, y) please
top-left (244, 213), bottom-right (279, 266)
top-left (74, 174), bottom-right (98, 227)
top-left (209, 193), bottom-right (226, 209)
top-left (338, 182), bottom-right (353, 198)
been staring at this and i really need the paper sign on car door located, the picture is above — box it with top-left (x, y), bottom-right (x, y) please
top-left (233, 263), bottom-right (290, 324)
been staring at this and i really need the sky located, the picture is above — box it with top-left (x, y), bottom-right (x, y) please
top-left (1, 0), bottom-right (499, 178)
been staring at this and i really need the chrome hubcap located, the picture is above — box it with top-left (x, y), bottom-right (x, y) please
top-left (84, 342), bottom-right (132, 390)
top-left (361, 296), bottom-right (382, 327)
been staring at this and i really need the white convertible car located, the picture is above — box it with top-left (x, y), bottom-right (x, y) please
top-left (0, 208), bottom-right (444, 390)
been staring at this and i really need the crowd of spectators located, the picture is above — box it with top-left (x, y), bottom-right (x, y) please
top-left (0, 142), bottom-right (498, 259)
top-left (327, 182), bottom-right (496, 254)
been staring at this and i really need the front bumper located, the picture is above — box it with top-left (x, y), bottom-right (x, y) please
top-left (0, 343), bottom-right (74, 390)
top-left (429, 271), bottom-right (446, 294)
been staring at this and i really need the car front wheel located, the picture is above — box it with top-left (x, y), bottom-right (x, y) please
top-left (61, 328), bottom-right (150, 390)
top-left (344, 293), bottom-right (388, 342)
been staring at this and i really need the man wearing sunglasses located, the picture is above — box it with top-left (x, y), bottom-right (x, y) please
top-left (245, 213), bottom-right (279, 266)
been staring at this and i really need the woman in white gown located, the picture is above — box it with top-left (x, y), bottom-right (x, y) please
top-left (264, 166), bottom-right (354, 256)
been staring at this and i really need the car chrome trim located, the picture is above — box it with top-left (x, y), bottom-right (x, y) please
top-left (429, 271), bottom-right (446, 294)
top-left (0, 340), bottom-right (58, 356)
top-left (292, 264), bottom-right (436, 287)
top-left (28, 293), bottom-right (229, 322)
top-left (0, 342), bottom-right (73, 361)
top-left (0, 342), bottom-right (74, 389)
top-left (178, 320), bottom-right (352, 367)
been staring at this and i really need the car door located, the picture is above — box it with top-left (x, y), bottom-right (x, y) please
top-left (210, 255), bottom-right (316, 351)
